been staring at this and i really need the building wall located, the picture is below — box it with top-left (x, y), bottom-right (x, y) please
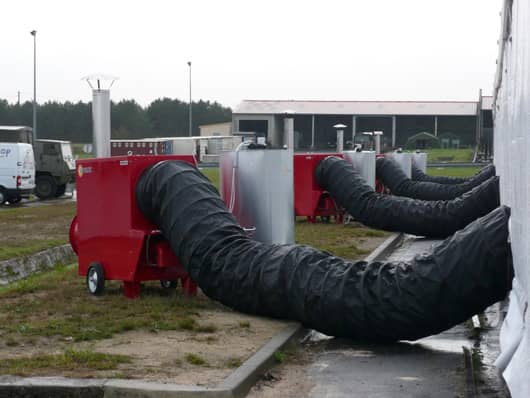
top-left (234, 112), bottom-right (481, 151)
top-left (199, 122), bottom-right (232, 137)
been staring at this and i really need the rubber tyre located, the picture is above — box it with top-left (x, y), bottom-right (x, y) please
top-left (8, 195), bottom-right (22, 204)
top-left (160, 280), bottom-right (178, 289)
top-left (36, 175), bottom-right (57, 200)
top-left (0, 189), bottom-right (6, 205)
top-left (86, 263), bottom-right (105, 295)
top-left (55, 184), bottom-right (67, 197)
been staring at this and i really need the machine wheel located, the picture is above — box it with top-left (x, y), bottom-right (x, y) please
top-left (160, 280), bottom-right (178, 289)
top-left (55, 184), bottom-right (67, 197)
top-left (8, 195), bottom-right (22, 204)
top-left (87, 263), bottom-right (105, 295)
top-left (35, 175), bottom-right (57, 200)
top-left (0, 188), bottom-right (6, 205)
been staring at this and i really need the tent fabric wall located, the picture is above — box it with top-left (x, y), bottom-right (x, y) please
top-left (493, 1), bottom-right (530, 397)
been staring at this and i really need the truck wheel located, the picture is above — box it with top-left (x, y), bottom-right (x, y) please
top-left (35, 175), bottom-right (57, 200)
top-left (55, 184), bottom-right (67, 197)
top-left (87, 263), bottom-right (105, 295)
top-left (0, 189), bottom-right (5, 205)
top-left (8, 195), bottom-right (22, 204)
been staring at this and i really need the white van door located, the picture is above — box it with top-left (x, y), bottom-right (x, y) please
top-left (17, 144), bottom-right (36, 190)
top-left (0, 144), bottom-right (16, 190)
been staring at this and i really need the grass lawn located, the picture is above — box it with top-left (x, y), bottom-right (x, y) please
top-left (0, 264), bottom-right (221, 343)
top-left (0, 203), bottom-right (76, 261)
top-left (71, 143), bottom-right (93, 160)
top-left (200, 167), bottom-right (220, 190)
top-left (410, 148), bottom-right (474, 163)
top-left (427, 166), bottom-right (482, 178)
top-left (295, 219), bottom-right (387, 259)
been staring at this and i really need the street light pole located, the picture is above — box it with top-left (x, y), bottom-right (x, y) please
top-left (188, 61), bottom-right (192, 137)
top-left (30, 30), bottom-right (37, 143)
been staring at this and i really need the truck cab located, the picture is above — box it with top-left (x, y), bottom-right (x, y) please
top-left (0, 126), bottom-right (76, 200)
top-left (33, 139), bottom-right (76, 199)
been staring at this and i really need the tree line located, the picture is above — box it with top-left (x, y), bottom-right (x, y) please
top-left (0, 98), bottom-right (232, 142)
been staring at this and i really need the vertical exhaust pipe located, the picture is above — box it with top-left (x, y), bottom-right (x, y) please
top-left (283, 110), bottom-right (295, 150)
top-left (92, 90), bottom-right (111, 158)
top-left (83, 74), bottom-right (118, 158)
top-left (334, 124), bottom-right (347, 153)
top-left (374, 131), bottom-right (383, 154)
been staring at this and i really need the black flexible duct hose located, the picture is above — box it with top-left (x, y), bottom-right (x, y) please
top-left (377, 157), bottom-right (497, 200)
top-left (411, 161), bottom-right (496, 185)
top-left (136, 160), bottom-right (511, 342)
top-left (315, 156), bottom-right (500, 238)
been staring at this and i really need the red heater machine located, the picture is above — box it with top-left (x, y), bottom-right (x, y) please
top-left (69, 155), bottom-right (198, 299)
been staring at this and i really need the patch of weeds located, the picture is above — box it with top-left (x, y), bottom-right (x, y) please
top-left (226, 357), bottom-right (243, 368)
top-left (177, 317), bottom-right (197, 331)
top-left (185, 353), bottom-right (207, 366)
top-left (5, 337), bottom-right (18, 347)
top-left (0, 263), bottom-right (71, 297)
top-left (239, 321), bottom-right (251, 329)
top-left (4, 265), bottom-right (17, 277)
top-left (0, 203), bottom-right (75, 261)
top-left (191, 335), bottom-right (218, 344)
top-left (0, 240), bottom-right (67, 262)
top-left (295, 222), bottom-right (387, 260)
top-left (0, 349), bottom-right (131, 376)
top-left (110, 371), bottom-right (131, 379)
top-left (195, 323), bottom-right (217, 333)
top-left (0, 263), bottom-right (221, 345)
top-left (174, 358), bottom-right (183, 366)
top-left (273, 350), bottom-right (286, 363)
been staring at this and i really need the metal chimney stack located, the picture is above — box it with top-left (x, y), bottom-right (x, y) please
top-left (374, 131), bottom-right (383, 154)
top-left (283, 110), bottom-right (295, 149)
top-left (83, 74), bottom-right (118, 158)
top-left (334, 124), bottom-right (347, 152)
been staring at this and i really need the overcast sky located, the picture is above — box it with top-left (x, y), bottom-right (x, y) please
top-left (1, 0), bottom-right (502, 109)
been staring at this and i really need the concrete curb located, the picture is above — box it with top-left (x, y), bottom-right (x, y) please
top-left (364, 232), bottom-right (404, 262)
top-left (0, 244), bottom-right (75, 285)
top-left (219, 322), bottom-right (306, 398)
top-left (0, 323), bottom-right (305, 398)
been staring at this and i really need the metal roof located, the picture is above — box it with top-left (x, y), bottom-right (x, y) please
top-left (234, 100), bottom-right (482, 116)
top-left (0, 126), bottom-right (32, 131)
top-left (36, 139), bottom-right (71, 144)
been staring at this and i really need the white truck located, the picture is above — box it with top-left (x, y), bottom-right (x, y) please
top-left (0, 142), bottom-right (36, 204)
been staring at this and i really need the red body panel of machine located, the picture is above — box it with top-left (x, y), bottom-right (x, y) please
top-left (70, 155), bottom-right (198, 298)
top-left (293, 153), bottom-right (344, 223)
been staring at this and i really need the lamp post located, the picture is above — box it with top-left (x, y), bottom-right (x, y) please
top-left (188, 61), bottom-right (192, 137)
top-left (30, 30), bottom-right (37, 143)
